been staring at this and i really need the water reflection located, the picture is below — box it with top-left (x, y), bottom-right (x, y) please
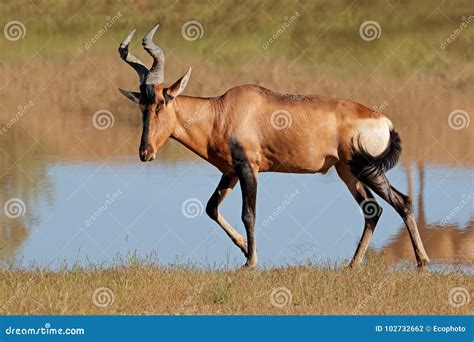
top-left (378, 162), bottom-right (473, 266)
top-left (0, 126), bottom-right (52, 264)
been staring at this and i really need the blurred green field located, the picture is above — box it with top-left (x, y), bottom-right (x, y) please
top-left (1, 0), bottom-right (473, 76)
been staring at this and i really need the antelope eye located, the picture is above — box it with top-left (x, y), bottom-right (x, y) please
top-left (155, 102), bottom-right (165, 113)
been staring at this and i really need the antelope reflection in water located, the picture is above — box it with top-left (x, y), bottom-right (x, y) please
top-left (378, 162), bottom-right (474, 266)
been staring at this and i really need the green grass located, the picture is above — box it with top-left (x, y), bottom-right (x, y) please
top-left (1, 0), bottom-right (473, 76)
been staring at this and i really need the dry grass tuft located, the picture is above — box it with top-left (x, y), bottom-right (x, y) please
top-left (0, 258), bottom-right (472, 315)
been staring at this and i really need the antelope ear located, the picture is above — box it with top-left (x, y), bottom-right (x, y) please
top-left (118, 88), bottom-right (140, 104)
top-left (166, 68), bottom-right (192, 99)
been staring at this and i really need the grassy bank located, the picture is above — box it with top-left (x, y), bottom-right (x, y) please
top-left (1, 259), bottom-right (472, 315)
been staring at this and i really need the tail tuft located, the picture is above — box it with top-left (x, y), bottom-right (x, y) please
top-left (348, 129), bottom-right (401, 182)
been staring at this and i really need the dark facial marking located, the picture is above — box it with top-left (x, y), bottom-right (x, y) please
top-left (139, 85), bottom-right (156, 149)
top-left (139, 84), bottom-right (156, 105)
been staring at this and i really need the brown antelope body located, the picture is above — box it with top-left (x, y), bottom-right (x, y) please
top-left (118, 24), bottom-right (430, 269)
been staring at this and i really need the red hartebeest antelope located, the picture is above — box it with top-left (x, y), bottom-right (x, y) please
top-left (118, 24), bottom-right (430, 269)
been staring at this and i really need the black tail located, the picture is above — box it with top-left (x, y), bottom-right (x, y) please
top-left (348, 129), bottom-right (401, 183)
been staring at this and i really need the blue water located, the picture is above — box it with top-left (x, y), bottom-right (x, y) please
top-left (4, 155), bottom-right (472, 270)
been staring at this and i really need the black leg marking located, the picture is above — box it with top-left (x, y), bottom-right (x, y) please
top-left (229, 138), bottom-right (258, 267)
top-left (336, 164), bottom-right (382, 267)
top-left (361, 172), bottom-right (430, 268)
top-left (350, 186), bottom-right (382, 266)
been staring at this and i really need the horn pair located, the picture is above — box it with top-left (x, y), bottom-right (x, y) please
top-left (118, 23), bottom-right (164, 85)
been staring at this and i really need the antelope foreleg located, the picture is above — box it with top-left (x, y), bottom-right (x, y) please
top-left (206, 175), bottom-right (248, 257)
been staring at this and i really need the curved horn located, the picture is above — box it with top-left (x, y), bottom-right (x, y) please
top-left (118, 30), bottom-right (149, 84)
top-left (142, 23), bottom-right (165, 85)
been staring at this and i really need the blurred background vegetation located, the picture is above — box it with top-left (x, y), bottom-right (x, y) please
top-left (0, 0), bottom-right (473, 77)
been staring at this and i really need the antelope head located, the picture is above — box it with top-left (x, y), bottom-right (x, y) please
top-left (118, 24), bottom-right (191, 162)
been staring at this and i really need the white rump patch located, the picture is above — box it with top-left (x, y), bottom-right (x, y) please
top-left (355, 118), bottom-right (392, 156)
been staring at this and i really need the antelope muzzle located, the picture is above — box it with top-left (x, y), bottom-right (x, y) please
top-left (139, 144), bottom-right (156, 162)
